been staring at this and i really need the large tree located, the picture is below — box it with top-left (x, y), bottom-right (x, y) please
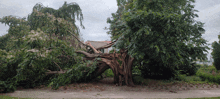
top-left (107, 0), bottom-right (209, 79)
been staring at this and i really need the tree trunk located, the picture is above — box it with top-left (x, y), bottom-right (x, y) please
top-left (76, 49), bottom-right (135, 86)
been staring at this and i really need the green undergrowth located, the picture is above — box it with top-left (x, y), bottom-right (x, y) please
top-left (173, 64), bottom-right (220, 85)
top-left (177, 75), bottom-right (202, 82)
top-left (133, 65), bottom-right (220, 86)
top-left (133, 75), bottom-right (218, 88)
top-left (196, 65), bottom-right (220, 84)
top-left (103, 68), bottom-right (114, 77)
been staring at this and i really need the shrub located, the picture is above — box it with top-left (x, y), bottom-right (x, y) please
top-left (196, 66), bottom-right (220, 84)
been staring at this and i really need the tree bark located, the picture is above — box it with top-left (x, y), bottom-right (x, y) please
top-left (76, 49), bottom-right (135, 86)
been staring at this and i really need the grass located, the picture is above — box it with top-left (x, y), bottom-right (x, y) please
top-left (187, 97), bottom-right (220, 99)
top-left (0, 95), bottom-right (32, 99)
top-left (133, 72), bottom-right (219, 87)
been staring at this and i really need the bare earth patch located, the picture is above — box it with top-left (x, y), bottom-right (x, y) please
top-left (2, 77), bottom-right (220, 98)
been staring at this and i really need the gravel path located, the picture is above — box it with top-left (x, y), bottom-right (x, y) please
top-left (2, 77), bottom-right (220, 98)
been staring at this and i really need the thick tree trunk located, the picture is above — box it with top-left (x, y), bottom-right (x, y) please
top-left (76, 49), bottom-right (135, 86)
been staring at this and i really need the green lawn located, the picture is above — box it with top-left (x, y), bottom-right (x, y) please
top-left (187, 97), bottom-right (220, 99)
top-left (0, 96), bottom-right (32, 99)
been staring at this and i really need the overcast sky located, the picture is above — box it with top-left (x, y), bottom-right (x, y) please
top-left (0, 0), bottom-right (117, 41)
top-left (0, 0), bottom-right (220, 59)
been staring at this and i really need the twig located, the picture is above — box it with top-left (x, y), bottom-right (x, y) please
top-left (53, 61), bottom-right (63, 71)
top-left (46, 70), bottom-right (67, 74)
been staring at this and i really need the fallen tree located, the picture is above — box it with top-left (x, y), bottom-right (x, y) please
top-left (58, 30), bottom-right (135, 86)
top-left (45, 38), bottom-right (135, 86)
top-left (0, 1), bottom-right (137, 93)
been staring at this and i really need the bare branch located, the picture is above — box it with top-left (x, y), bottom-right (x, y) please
top-left (68, 30), bottom-right (100, 53)
top-left (46, 70), bottom-right (67, 74)
top-left (76, 50), bottom-right (102, 58)
top-left (96, 39), bottom-right (118, 50)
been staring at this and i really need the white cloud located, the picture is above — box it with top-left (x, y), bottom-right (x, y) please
top-left (193, 0), bottom-right (220, 59)
top-left (195, 2), bottom-right (220, 46)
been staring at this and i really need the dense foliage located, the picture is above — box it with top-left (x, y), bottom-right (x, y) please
top-left (107, 0), bottom-right (209, 79)
top-left (211, 35), bottom-right (220, 70)
top-left (196, 65), bottom-right (220, 84)
top-left (0, 2), bottom-right (97, 93)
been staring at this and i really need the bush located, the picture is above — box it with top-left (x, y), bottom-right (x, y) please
top-left (196, 66), bottom-right (220, 84)
top-left (0, 80), bottom-right (17, 93)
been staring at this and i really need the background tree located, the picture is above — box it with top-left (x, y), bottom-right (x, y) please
top-left (211, 34), bottom-right (220, 70)
top-left (107, 0), bottom-right (209, 79)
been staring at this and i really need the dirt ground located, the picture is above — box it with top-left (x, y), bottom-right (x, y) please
top-left (2, 77), bottom-right (220, 98)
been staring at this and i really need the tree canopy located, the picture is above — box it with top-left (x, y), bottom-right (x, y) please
top-left (107, 0), bottom-right (209, 79)
top-left (0, 1), bottom-right (97, 92)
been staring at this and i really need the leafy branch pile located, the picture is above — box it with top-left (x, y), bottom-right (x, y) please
top-left (0, 2), bottom-right (97, 92)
